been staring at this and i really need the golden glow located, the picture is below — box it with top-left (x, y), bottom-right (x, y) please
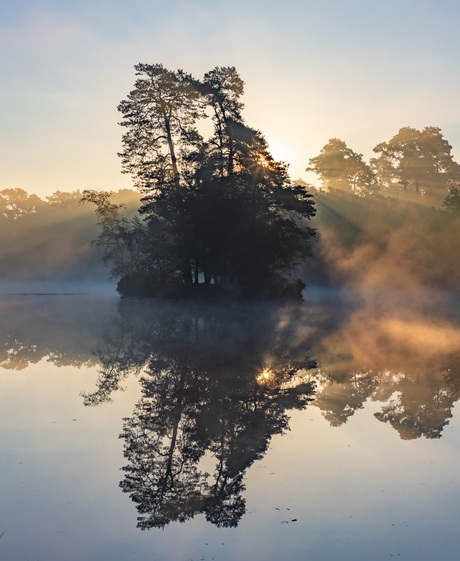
top-left (256, 368), bottom-right (275, 385)
top-left (267, 138), bottom-right (290, 164)
top-left (256, 154), bottom-right (271, 168)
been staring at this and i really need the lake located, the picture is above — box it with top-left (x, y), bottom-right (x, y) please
top-left (1, 284), bottom-right (460, 561)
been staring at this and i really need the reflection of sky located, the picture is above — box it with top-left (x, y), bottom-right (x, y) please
top-left (2, 359), bottom-right (460, 561)
top-left (2, 1), bottom-right (460, 194)
top-left (0, 360), bottom-right (143, 561)
top-left (1, 293), bottom-right (460, 559)
top-left (245, 405), bottom-right (460, 561)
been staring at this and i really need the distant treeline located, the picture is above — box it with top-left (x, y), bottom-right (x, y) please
top-left (307, 126), bottom-right (460, 204)
top-left (4, 62), bottom-right (460, 297)
top-left (303, 186), bottom-right (460, 294)
top-left (1, 185), bottom-right (459, 296)
top-left (0, 188), bottom-right (140, 281)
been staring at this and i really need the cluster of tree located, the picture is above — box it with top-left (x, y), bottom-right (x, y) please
top-left (84, 64), bottom-right (316, 299)
top-left (78, 298), bottom-right (460, 534)
top-left (312, 365), bottom-right (460, 440)
top-left (307, 126), bottom-right (460, 204)
top-left (0, 188), bottom-right (47, 219)
top-left (82, 299), bottom-right (316, 528)
top-left (307, 138), bottom-right (376, 195)
top-left (0, 188), bottom-right (140, 281)
top-left (303, 187), bottom-right (460, 291)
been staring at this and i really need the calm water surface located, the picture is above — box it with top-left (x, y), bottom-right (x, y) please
top-left (1, 285), bottom-right (460, 561)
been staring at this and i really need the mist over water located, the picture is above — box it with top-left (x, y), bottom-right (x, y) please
top-left (1, 286), bottom-right (459, 434)
top-left (0, 189), bottom-right (140, 282)
top-left (2, 185), bottom-right (460, 559)
top-left (310, 189), bottom-right (460, 294)
top-left (1, 286), bottom-right (460, 560)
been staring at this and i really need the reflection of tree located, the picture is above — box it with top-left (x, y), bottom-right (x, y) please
top-left (313, 369), bottom-right (379, 427)
top-left (374, 368), bottom-right (460, 439)
top-left (0, 334), bottom-right (41, 370)
top-left (81, 317), bottom-right (150, 405)
top-left (85, 300), bottom-right (315, 529)
top-left (314, 350), bottom-right (460, 439)
top-left (0, 297), bottom-right (115, 371)
top-left (120, 376), bottom-right (208, 529)
top-left (4, 291), bottom-right (460, 450)
top-left (305, 294), bottom-right (460, 439)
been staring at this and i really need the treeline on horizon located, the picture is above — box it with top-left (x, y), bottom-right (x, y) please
top-left (307, 125), bottom-right (460, 203)
top-left (0, 188), bottom-right (141, 281)
top-left (2, 57), bottom-right (460, 293)
top-left (1, 178), bottom-right (460, 295)
top-left (81, 62), bottom-right (460, 299)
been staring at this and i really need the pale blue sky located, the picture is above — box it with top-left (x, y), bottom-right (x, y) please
top-left (2, 0), bottom-right (460, 195)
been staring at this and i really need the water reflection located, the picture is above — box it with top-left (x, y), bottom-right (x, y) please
top-left (2, 288), bottom-right (460, 533)
top-left (0, 293), bottom-right (116, 369)
top-left (84, 300), bottom-right (316, 529)
top-left (311, 289), bottom-right (460, 439)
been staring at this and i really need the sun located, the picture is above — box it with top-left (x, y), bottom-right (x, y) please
top-left (256, 368), bottom-right (275, 385)
top-left (256, 154), bottom-right (271, 168)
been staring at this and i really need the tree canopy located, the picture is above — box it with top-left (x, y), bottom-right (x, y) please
top-left (86, 64), bottom-right (316, 299)
top-left (306, 127), bottom-right (460, 203)
top-left (306, 138), bottom-right (375, 195)
top-left (442, 184), bottom-right (460, 215)
top-left (372, 126), bottom-right (460, 197)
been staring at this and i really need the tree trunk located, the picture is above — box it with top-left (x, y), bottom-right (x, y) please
top-left (164, 112), bottom-right (180, 183)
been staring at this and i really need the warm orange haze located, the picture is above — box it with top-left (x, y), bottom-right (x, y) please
top-left (3, 1), bottom-right (460, 559)
top-left (2, 113), bottom-right (460, 295)
top-left (4, 117), bottom-right (460, 554)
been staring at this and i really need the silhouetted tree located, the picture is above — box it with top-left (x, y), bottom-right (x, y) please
top-left (373, 126), bottom-right (460, 198)
top-left (307, 138), bottom-right (375, 194)
top-left (200, 66), bottom-right (245, 178)
top-left (118, 63), bottom-right (205, 194)
top-left (81, 189), bottom-right (179, 292)
top-left (87, 64), bottom-right (317, 299)
top-left (442, 184), bottom-right (460, 215)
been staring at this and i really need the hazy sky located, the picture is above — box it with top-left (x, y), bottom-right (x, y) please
top-left (2, 0), bottom-right (460, 196)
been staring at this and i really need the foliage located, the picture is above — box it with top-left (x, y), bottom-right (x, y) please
top-left (306, 138), bottom-right (375, 195)
top-left (0, 188), bottom-right (46, 219)
top-left (89, 64), bottom-right (317, 299)
top-left (81, 190), bottom-right (147, 280)
top-left (118, 63), bottom-right (206, 193)
top-left (306, 127), bottom-right (460, 204)
top-left (372, 126), bottom-right (460, 199)
top-left (442, 184), bottom-right (460, 215)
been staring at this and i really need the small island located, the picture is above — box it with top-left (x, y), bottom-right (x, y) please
top-left (83, 64), bottom-right (317, 300)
